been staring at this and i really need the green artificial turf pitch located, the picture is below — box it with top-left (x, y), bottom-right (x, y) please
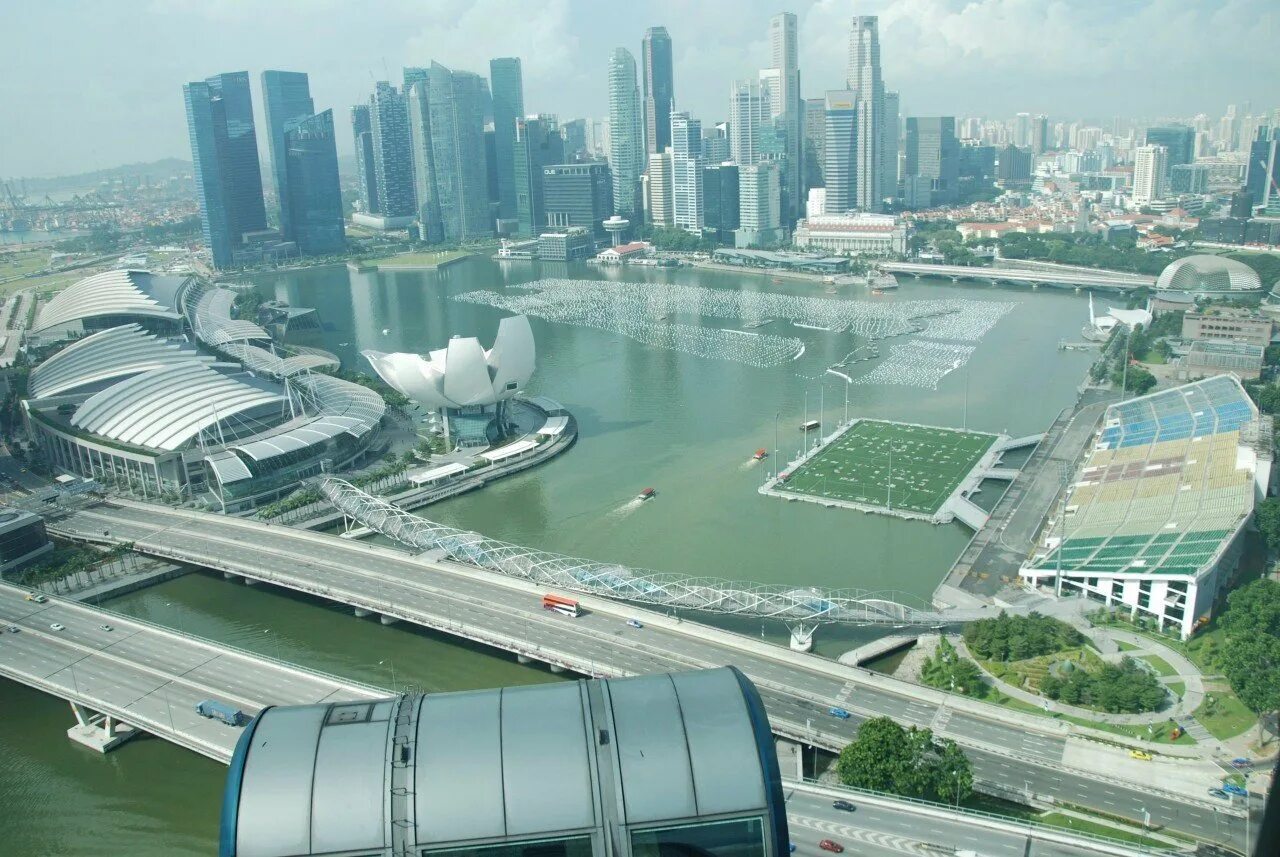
top-left (780, 420), bottom-right (997, 515)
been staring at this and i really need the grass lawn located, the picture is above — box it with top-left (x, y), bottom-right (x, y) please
top-left (367, 249), bottom-right (472, 268)
top-left (9, 270), bottom-right (87, 296)
top-left (1139, 654), bottom-right (1178, 677)
top-left (1115, 640), bottom-right (1139, 652)
top-left (0, 248), bottom-right (52, 279)
top-left (778, 419), bottom-right (995, 515)
top-left (1167, 681), bottom-right (1186, 698)
top-left (1037, 813), bottom-right (1170, 848)
top-left (1057, 714), bottom-right (1196, 745)
top-left (1194, 689), bottom-right (1256, 740)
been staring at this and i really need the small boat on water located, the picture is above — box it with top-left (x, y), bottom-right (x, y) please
top-left (753, 448), bottom-right (768, 461)
top-left (637, 487), bottom-right (656, 501)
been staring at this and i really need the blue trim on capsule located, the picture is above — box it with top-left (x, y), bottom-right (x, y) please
top-left (219, 706), bottom-right (270, 857)
top-left (728, 666), bottom-right (789, 856)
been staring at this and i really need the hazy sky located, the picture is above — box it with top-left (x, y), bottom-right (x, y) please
top-left (2, 0), bottom-right (1276, 177)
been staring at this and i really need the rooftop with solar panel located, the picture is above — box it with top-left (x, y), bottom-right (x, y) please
top-left (1020, 374), bottom-right (1272, 639)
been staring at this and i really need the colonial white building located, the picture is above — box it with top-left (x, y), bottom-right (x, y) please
top-left (792, 212), bottom-right (907, 256)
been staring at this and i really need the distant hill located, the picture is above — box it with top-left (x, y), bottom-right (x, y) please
top-left (4, 158), bottom-right (192, 193)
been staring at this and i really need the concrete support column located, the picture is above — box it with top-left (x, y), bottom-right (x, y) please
top-left (353, 607), bottom-right (372, 618)
top-left (517, 654), bottom-right (532, 664)
top-left (379, 615), bottom-right (398, 625)
top-left (69, 701), bottom-right (91, 727)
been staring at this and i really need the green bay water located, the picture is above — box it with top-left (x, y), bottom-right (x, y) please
top-left (0, 260), bottom-right (1097, 853)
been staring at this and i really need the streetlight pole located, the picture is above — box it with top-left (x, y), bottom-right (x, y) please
top-left (774, 412), bottom-right (780, 480)
top-left (1121, 325), bottom-right (1133, 398)
top-left (379, 659), bottom-right (397, 692)
top-left (843, 379), bottom-right (850, 426)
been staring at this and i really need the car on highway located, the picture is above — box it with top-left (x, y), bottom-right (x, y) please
top-left (1231, 757), bottom-right (1253, 769)
top-left (788, 845), bottom-right (795, 854)
top-left (49, 623), bottom-right (66, 632)
top-left (25, 593), bottom-right (47, 603)
top-left (1128, 749), bottom-right (1152, 760)
top-left (831, 800), bottom-right (855, 812)
top-left (626, 618), bottom-right (643, 629)
top-left (99, 624), bottom-right (113, 632)
top-left (818, 840), bottom-right (844, 853)
top-left (1208, 788), bottom-right (1229, 799)
top-left (5, 625), bottom-right (19, 634)
top-left (827, 707), bottom-right (851, 719)
top-left (1222, 783), bottom-right (1248, 797)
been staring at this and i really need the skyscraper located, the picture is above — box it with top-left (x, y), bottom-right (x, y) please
top-left (995, 145), bottom-right (1032, 183)
top-left (406, 81), bottom-right (442, 242)
top-left (261, 70), bottom-right (314, 243)
top-left (351, 105), bottom-right (380, 215)
top-left (281, 110), bottom-right (345, 255)
top-left (646, 150), bottom-right (673, 226)
top-left (641, 27), bottom-right (674, 156)
top-left (903, 117), bottom-right (959, 207)
top-left (489, 58), bottom-right (525, 223)
top-left (729, 78), bottom-right (771, 166)
top-left (183, 71), bottom-right (268, 269)
top-left (1132, 144), bottom-right (1168, 205)
top-left (766, 12), bottom-right (802, 224)
top-left (420, 63), bottom-right (493, 242)
top-left (736, 162), bottom-right (781, 247)
top-left (607, 48), bottom-right (644, 218)
top-left (702, 163), bottom-right (740, 243)
top-left (543, 163), bottom-right (613, 238)
top-left (369, 81), bottom-right (415, 220)
top-left (702, 125), bottom-right (730, 164)
top-left (560, 119), bottom-right (587, 160)
top-left (1246, 128), bottom-right (1278, 212)
top-left (803, 97), bottom-right (826, 190)
top-left (1031, 114), bottom-right (1049, 156)
top-left (846, 16), bottom-right (884, 211)
top-left (823, 91), bottom-right (857, 214)
top-left (882, 90), bottom-right (900, 199)
top-left (513, 115), bottom-right (565, 236)
top-left (1145, 125), bottom-right (1195, 167)
top-left (670, 112), bottom-right (703, 231)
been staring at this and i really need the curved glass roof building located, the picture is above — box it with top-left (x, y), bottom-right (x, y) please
top-left (1155, 255), bottom-right (1263, 295)
top-left (220, 667), bottom-right (787, 857)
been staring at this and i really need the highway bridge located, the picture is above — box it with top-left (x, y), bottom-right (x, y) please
top-left (880, 262), bottom-right (1155, 292)
top-left (42, 498), bottom-right (1248, 846)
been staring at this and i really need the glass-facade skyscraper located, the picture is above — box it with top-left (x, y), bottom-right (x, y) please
top-left (543, 163), bottom-right (613, 239)
top-left (607, 48), bottom-right (644, 219)
top-left (823, 91), bottom-right (857, 214)
top-left (282, 110), bottom-right (345, 255)
top-left (513, 115), bottom-right (564, 237)
top-left (261, 70), bottom-right (315, 243)
top-left (413, 63), bottom-right (493, 243)
top-left (1145, 125), bottom-right (1195, 168)
top-left (641, 27), bottom-right (674, 156)
top-left (183, 71), bottom-right (268, 269)
top-left (369, 81), bottom-right (416, 220)
top-left (904, 116), bottom-right (959, 206)
top-left (351, 104), bottom-right (380, 215)
top-left (847, 16), bottom-right (884, 211)
top-left (489, 58), bottom-right (525, 223)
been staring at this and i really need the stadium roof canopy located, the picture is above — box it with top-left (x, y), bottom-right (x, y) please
top-left (28, 323), bottom-right (213, 399)
top-left (72, 362), bottom-right (283, 451)
top-left (1155, 255), bottom-right (1262, 294)
top-left (34, 269), bottom-right (186, 333)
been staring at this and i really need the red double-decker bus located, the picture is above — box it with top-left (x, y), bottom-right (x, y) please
top-left (541, 593), bottom-right (580, 618)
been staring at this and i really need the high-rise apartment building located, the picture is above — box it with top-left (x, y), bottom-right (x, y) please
top-left (803, 97), bottom-right (826, 190)
top-left (766, 12), bottom-right (803, 225)
top-left (646, 150), bottom-right (673, 226)
top-left (513, 115), bottom-right (565, 236)
top-left (261, 71), bottom-right (315, 243)
top-left (183, 71), bottom-right (268, 269)
top-left (1132, 144), bottom-right (1169, 205)
top-left (882, 90), bottom-right (900, 199)
top-left (421, 63), bottom-right (492, 242)
top-left (607, 48), bottom-right (644, 218)
top-left (369, 81), bottom-right (416, 220)
top-left (670, 112), bottom-right (703, 231)
top-left (736, 162), bottom-right (781, 247)
top-left (729, 79), bottom-right (771, 166)
top-left (489, 58), bottom-right (524, 222)
top-left (1145, 125), bottom-right (1195, 167)
top-left (543, 163), bottom-right (613, 238)
top-left (641, 27), bottom-right (674, 156)
top-left (281, 109), bottom-right (345, 255)
top-left (846, 16), bottom-right (884, 211)
top-left (823, 91), bottom-right (857, 214)
top-left (351, 105), bottom-right (380, 215)
top-left (904, 116), bottom-right (959, 207)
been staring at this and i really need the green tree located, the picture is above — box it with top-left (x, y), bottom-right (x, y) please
top-left (835, 717), bottom-right (973, 803)
top-left (1254, 500), bottom-right (1280, 552)
top-left (934, 739), bottom-right (974, 806)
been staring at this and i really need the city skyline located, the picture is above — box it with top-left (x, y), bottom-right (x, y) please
top-left (3, 0), bottom-right (1278, 177)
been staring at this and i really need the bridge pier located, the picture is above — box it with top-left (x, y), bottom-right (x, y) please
top-left (353, 607), bottom-right (372, 618)
top-left (789, 624), bottom-right (816, 652)
top-left (517, 654), bottom-right (532, 665)
top-left (243, 577), bottom-right (258, 586)
top-left (549, 664), bottom-right (566, 673)
top-left (222, 571), bottom-right (241, 582)
top-left (379, 614), bottom-right (399, 625)
top-left (67, 702), bottom-right (137, 754)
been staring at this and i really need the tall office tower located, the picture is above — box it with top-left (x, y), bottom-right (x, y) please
top-left (846, 16), bottom-right (884, 210)
top-left (607, 48), bottom-right (644, 218)
top-left (513, 115), bottom-right (565, 236)
top-left (560, 119), bottom-right (587, 160)
top-left (1031, 114), bottom-right (1048, 155)
top-left (1218, 105), bottom-right (1239, 150)
top-left (585, 118), bottom-right (606, 157)
top-left (903, 117), bottom-right (959, 207)
top-left (1012, 112), bottom-right (1032, 147)
top-left (882, 90), bottom-right (900, 199)
top-left (641, 27), bottom-right (674, 155)
top-left (702, 125), bottom-right (730, 164)
top-left (823, 91), bottom-right (857, 214)
top-left (351, 105), bottom-right (380, 215)
top-left (183, 71), bottom-right (268, 269)
top-left (1145, 125), bottom-right (1194, 167)
top-left (489, 58), bottom-right (525, 222)
top-left (701, 162), bottom-right (740, 243)
top-left (729, 78), bottom-right (771, 166)
top-left (803, 97), bottom-right (826, 189)
top-left (766, 12), bottom-right (803, 224)
top-left (1131, 144), bottom-right (1169, 205)
top-left (280, 110), bottom-right (344, 255)
top-left (260, 71), bottom-right (315, 243)
top-left (543, 163), bottom-right (613, 238)
top-left (369, 81), bottom-right (415, 220)
top-left (670, 112), bottom-right (703, 231)
top-left (1246, 128), bottom-right (1278, 212)
top-left (646, 150), bottom-right (674, 226)
top-left (736, 162), bottom-right (781, 247)
top-left (416, 63), bottom-right (493, 242)
top-left (995, 145), bottom-right (1032, 183)
top-left (1169, 163), bottom-right (1210, 195)
top-left (403, 67), bottom-right (429, 91)
top-left (406, 81), bottom-right (442, 242)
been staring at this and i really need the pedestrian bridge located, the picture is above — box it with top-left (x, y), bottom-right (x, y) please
top-left (880, 262), bottom-right (1154, 292)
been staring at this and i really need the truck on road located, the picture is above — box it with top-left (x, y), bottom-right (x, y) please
top-left (195, 699), bottom-right (250, 727)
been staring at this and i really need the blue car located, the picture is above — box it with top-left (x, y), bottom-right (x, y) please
top-left (1222, 783), bottom-right (1248, 797)
top-left (828, 707), bottom-right (851, 720)
top-left (788, 845), bottom-right (796, 854)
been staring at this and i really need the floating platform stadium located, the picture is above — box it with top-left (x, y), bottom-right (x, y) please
top-left (1020, 375), bottom-right (1270, 639)
top-left (760, 419), bottom-right (1037, 527)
